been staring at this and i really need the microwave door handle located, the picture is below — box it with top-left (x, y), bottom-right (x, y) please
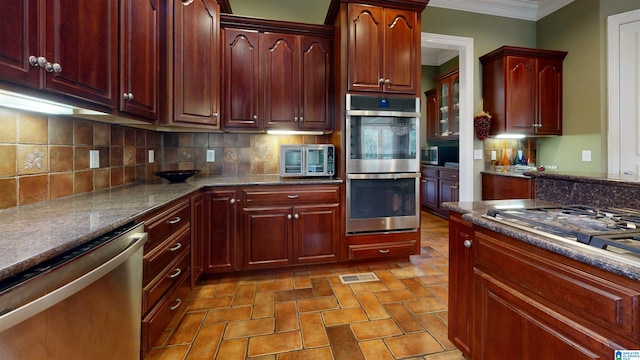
top-left (302, 148), bottom-right (307, 175)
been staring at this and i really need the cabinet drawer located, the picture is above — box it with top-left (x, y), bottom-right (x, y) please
top-left (141, 265), bottom-right (191, 357)
top-left (423, 168), bottom-right (439, 178)
top-left (144, 199), bottom-right (191, 251)
top-left (476, 230), bottom-right (640, 342)
top-left (349, 241), bottom-right (417, 260)
top-left (243, 186), bottom-right (339, 205)
top-left (143, 250), bottom-right (191, 315)
top-left (143, 226), bottom-right (190, 284)
top-left (439, 169), bottom-right (458, 180)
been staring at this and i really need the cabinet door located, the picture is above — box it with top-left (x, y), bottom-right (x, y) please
top-left (439, 178), bottom-right (458, 206)
top-left (44, 0), bottom-right (118, 107)
top-left (172, 0), bottom-right (220, 127)
top-left (223, 28), bottom-right (260, 129)
top-left (425, 90), bottom-right (439, 140)
top-left (505, 56), bottom-right (536, 133)
top-left (293, 203), bottom-right (339, 264)
top-left (191, 192), bottom-right (204, 285)
top-left (473, 269), bottom-right (607, 360)
top-left (298, 36), bottom-right (332, 131)
top-left (536, 58), bottom-right (563, 135)
top-left (242, 206), bottom-right (292, 269)
top-left (448, 214), bottom-right (473, 357)
top-left (347, 4), bottom-right (384, 92)
top-left (262, 32), bottom-right (298, 130)
top-left (204, 189), bottom-right (239, 273)
top-left (382, 8), bottom-right (417, 94)
top-left (436, 79), bottom-right (450, 137)
top-left (450, 73), bottom-right (460, 135)
top-left (120, 0), bottom-right (159, 120)
top-left (0, 0), bottom-right (39, 88)
top-left (421, 176), bottom-right (438, 210)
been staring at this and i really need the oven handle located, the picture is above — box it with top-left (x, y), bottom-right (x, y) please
top-left (345, 110), bottom-right (420, 118)
top-left (347, 173), bottom-right (420, 180)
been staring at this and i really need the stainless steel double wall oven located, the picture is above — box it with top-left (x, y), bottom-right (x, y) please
top-left (345, 94), bottom-right (421, 233)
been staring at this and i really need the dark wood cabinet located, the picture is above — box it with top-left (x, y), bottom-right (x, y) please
top-left (203, 188), bottom-right (239, 273)
top-left (241, 185), bottom-right (340, 269)
top-left (421, 165), bottom-right (458, 217)
top-left (222, 27), bottom-right (261, 130)
top-left (190, 192), bottom-right (204, 286)
top-left (120, 0), bottom-right (159, 121)
top-left (448, 214), bottom-right (640, 358)
top-left (480, 46), bottom-right (567, 136)
top-left (481, 172), bottom-right (534, 200)
top-left (433, 67), bottom-right (459, 139)
top-left (222, 16), bottom-right (334, 132)
top-left (0, 0), bottom-right (118, 109)
top-left (346, 3), bottom-right (419, 94)
top-left (163, 0), bottom-right (221, 128)
top-left (448, 212), bottom-right (473, 358)
top-left (424, 88), bottom-right (439, 141)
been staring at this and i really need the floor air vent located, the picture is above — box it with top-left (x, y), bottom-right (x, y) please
top-left (338, 272), bottom-right (380, 284)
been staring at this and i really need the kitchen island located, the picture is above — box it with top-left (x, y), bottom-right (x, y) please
top-left (0, 175), bottom-right (342, 281)
top-left (443, 178), bottom-right (640, 359)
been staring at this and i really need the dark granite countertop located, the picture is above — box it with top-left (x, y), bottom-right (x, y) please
top-left (443, 200), bottom-right (640, 281)
top-left (0, 175), bottom-right (342, 281)
top-left (525, 170), bottom-right (640, 188)
top-left (481, 170), bottom-right (531, 178)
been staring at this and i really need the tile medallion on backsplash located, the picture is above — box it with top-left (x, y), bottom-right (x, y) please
top-left (251, 135), bottom-right (277, 161)
top-left (181, 150), bottom-right (193, 161)
top-left (17, 145), bottom-right (48, 174)
top-left (223, 148), bottom-right (237, 162)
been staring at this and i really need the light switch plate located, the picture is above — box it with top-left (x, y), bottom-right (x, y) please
top-left (206, 149), bottom-right (216, 162)
top-left (148, 150), bottom-right (155, 164)
top-left (474, 149), bottom-right (483, 160)
top-left (89, 150), bottom-right (99, 169)
top-left (491, 150), bottom-right (497, 160)
top-left (581, 150), bottom-right (591, 162)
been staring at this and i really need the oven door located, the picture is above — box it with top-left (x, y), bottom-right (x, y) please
top-left (346, 173), bottom-right (420, 233)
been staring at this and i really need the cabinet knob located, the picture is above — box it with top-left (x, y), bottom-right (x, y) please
top-left (287, 214), bottom-right (292, 220)
top-left (253, 115), bottom-right (258, 120)
top-left (299, 116), bottom-right (303, 122)
top-left (378, 78), bottom-right (385, 85)
top-left (294, 213), bottom-right (299, 219)
top-left (45, 62), bottom-right (62, 74)
top-left (384, 79), bottom-right (391, 85)
top-left (28, 55), bottom-right (40, 67)
top-left (36, 56), bottom-right (48, 68)
top-left (213, 112), bottom-right (218, 118)
top-left (123, 93), bottom-right (134, 101)
top-left (230, 198), bottom-right (236, 204)
top-left (463, 239), bottom-right (473, 248)
top-left (294, 116), bottom-right (298, 122)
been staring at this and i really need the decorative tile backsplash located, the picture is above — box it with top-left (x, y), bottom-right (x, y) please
top-left (0, 106), bottom-right (330, 210)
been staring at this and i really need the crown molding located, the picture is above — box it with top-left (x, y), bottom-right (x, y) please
top-left (426, 0), bottom-right (574, 21)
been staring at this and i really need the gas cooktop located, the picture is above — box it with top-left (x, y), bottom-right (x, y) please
top-left (484, 205), bottom-right (640, 266)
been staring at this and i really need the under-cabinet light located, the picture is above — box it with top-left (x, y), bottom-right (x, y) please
top-left (266, 130), bottom-right (324, 136)
top-left (495, 133), bottom-right (526, 139)
top-left (0, 90), bottom-right (74, 115)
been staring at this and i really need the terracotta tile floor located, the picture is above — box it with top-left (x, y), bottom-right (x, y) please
top-left (145, 211), bottom-right (464, 360)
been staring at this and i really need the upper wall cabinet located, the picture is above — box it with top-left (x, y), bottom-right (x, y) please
top-left (221, 15), bottom-right (334, 132)
top-left (480, 46), bottom-right (568, 136)
top-left (161, 0), bottom-right (221, 129)
top-left (120, 0), bottom-right (160, 121)
top-left (0, 0), bottom-right (118, 109)
top-left (347, 4), bottom-right (419, 95)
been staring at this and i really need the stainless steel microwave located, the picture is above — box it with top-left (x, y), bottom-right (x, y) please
top-left (279, 144), bottom-right (335, 177)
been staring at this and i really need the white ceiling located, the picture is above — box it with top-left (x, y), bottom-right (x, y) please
top-left (422, 0), bottom-right (575, 65)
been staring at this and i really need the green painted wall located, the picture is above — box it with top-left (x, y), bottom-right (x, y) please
top-left (228, 0), bottom-right (330, 24)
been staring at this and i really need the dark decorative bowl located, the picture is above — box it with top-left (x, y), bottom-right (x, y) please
top-left (153, 170), bottom-right (200, 183)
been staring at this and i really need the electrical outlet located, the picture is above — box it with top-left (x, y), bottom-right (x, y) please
top-left (581, 150), bottom-right (591, 162)
top-left (148, 150), bottom-right (155, 164)
top-left (89, 150), bottom-right (99, 169)
top-left (491, 151), bottom-right (497, 160)
top-left (474, 149), bottom-right (483, 160)
top-left (206, 149), bottom-right (216, 162)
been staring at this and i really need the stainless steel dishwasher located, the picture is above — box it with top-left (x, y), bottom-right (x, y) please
top-left (0, 222), bottom-right (147, 359)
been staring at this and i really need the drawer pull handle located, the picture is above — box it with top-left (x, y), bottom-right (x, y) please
top-left (287, 195), bottom-right (299, 199)
top-left (169, 298), bottom-right (182, 311)
top-left (379, 249), bottom-right (390, 254)
top-left (168, 242), bottom-right (182, 252)
top-left (168, 217), bottom-right (181, 224)
top-left (168, 268), bottom-right (182, 279)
